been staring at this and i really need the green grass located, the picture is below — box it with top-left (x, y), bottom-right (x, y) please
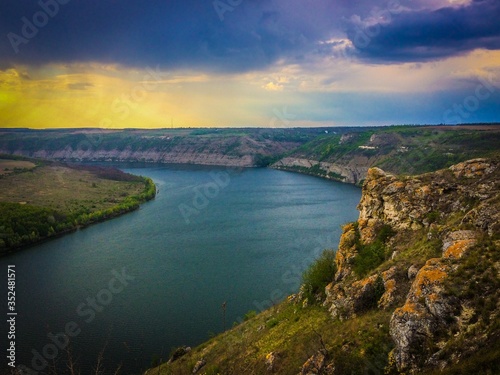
top-left (0, 164), bottom-right (145, 214)
top-left (154, 299), bottom-right (393, 375)
top-left (282, 125), bottom-right (500, 177)
top-left (0, 161), bottom-right (155, 252)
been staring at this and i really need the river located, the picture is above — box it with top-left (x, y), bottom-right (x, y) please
top-left (0, 164), bottom-right (361, 374)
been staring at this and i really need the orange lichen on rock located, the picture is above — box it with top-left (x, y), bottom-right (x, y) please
top-left (449, 159), bottom-right (493, 178)
top-left (379, 279), bottom-right (397, 309)
top-left (398, 302), bottom-right (419, 314)
top-left (357, 218), bottom-right (368, 228)
top-left (354, 274), bottom-right (378, 288)
top-left (338, 223), bottom-right (356, 248)
top-left (335, 223), bottom-right (359, 281)
top-left (412, 260), bottom-right (447, 298)
top-left (384, 279), bottom-right (396, 294)
top-left (360, 224), bottom-right (379, 244)
top-left (427, 292), bottom-right (440, 302)
top-left (379, 267), bottom-right (399, 309)
top-left (366, 167), bottom-right (387, 181)
top-left (416, 185), bottom-right (431, 198)
top-left (383, 180), bottom-right (405, 195)
top-left (444, 239), bottom-right (476, 259)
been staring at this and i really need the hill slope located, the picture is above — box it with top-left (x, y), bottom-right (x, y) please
top-left (151, 158), bottom-right (500, 374)
top-left (272, 125), bottom-right (500, 185)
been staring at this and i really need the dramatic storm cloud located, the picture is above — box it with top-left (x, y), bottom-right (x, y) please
top-left (347, 0), bottom-right (500, 62)
top-left (0, 0), bottom-right (324, 71)
top-left (0, 0), bottom-right (499, 127)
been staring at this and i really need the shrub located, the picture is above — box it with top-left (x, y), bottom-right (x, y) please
top-left (426, 211), bottom-right (440, 224)
top-left (353, 224), bottom-right (395, 278)
top-left (243, 310), bottom-right (257, 321)
top-left (266, 318), bottom-right (279, 329)
top-left (301, 249), bottom-right (337, 303)
top-left (353, 241), bottom-right (386, 278)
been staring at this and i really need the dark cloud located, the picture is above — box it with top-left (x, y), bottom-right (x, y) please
top-left (0, 0), bottom-right (321, 72)
top-left (1, 0), bottom-right (499, 71)
top-left (347, 0), bottom-right (500, 62)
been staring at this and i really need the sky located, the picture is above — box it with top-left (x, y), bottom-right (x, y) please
top-left (0, 0), bottom-right (499, 128)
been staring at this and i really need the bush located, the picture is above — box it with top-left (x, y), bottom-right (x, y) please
top-left (302, 249), bottom-right (337, 303)
top-left (253, 154), bottom-right (279, 167)
top-left (266, 318), bottom-right (279, 329)
top-left (353, 241), bottom-right (386, 278)
top-left (353, 224), bottom-right (395, 278)
top-left (243, 310), bottom-right (257, 321)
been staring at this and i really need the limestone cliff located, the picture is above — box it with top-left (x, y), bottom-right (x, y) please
top-left (356, 160), bottom-right (499, 239)
top-left (323, 158), bottom-right (500, 373)
top-left (0, 128), bottom-right (307, 168)
top-left (272, 157), bottom-right (367, 185)
top-left (17, 146), bottom-right (256, 167)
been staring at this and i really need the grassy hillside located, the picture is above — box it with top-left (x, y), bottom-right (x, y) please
top-left (151, 300), bottom-right (393, 375)
top-left (277, 124), bottom-right (500, 179)
top-left (0, 128), bottom-right (325, 167)
top-left (0, 155), bottom-right (155, 253)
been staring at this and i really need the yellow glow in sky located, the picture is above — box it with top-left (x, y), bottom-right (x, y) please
top-left (1, 49), bottom-right (499, 128)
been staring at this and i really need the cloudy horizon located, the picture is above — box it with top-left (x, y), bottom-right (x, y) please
top-left (1, 0), bottom-right (499, 128)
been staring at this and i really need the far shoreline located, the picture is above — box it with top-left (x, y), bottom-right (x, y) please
top-left (0, 158), bottom-right (157, 255)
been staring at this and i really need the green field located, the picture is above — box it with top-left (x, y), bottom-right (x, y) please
top-left (0, 157), bottom-right (155, 253)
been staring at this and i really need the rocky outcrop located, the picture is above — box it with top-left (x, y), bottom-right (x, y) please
top-left (389, 228), bottom-right (487, 373)
top-left (357, 158), bottom-right (499, 242)
top-left (325, 266), bottom-right (407, 320)
top-left (332, 223), bottom-right (358, 282)
top-left (323, 158), bottom-right (499, 373)
top-left (192, 358), bottom-right (206, 374)
top-left (389, 258), bottom-right (459, 373)
top-left (325, 274), bottom-right (382, 320)
top-left (442, 230), bottom-right (477, 259)
top-left (378, 266), bottom-right (408, 310)
top-left (299, 350), bottom-right (334, 375)
top-left (271, 158), bottom-right (367, 185)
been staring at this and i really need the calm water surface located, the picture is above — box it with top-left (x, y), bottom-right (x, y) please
top-left (0, 165), bottom-right (361, 374)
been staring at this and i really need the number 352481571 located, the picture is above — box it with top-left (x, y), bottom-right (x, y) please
top-left (8, 265), bottom-right (15, 312)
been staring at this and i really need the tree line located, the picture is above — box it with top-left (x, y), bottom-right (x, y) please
top-left (0, 177), bottom-right (156, 253)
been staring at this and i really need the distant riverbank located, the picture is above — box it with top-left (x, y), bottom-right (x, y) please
top-left (0, 157), bottom-right (156, 254)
